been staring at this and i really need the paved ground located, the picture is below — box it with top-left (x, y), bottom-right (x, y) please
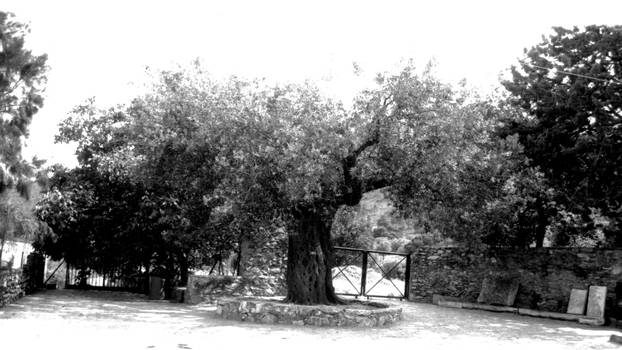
top-left (1, 289), bottom-right (621, 350)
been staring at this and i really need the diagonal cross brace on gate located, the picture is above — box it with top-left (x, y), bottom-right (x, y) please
top-left (333, 246), bottom-right (411, 300)
top-left (366, 253), bottom-right (406, 297)
top-left (331, 252), bottom-right (362, 296)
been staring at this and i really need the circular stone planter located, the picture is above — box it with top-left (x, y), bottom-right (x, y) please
top-left (215, 297), bottom-right (402, 327)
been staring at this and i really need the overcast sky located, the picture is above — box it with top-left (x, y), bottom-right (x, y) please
top-left (5, 0), bottom-right (622, 167)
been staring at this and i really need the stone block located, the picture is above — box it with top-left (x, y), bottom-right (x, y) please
top-left (586, 285), bottom-right (607, 320)
top-left (518, 308), bottom-right (584, 322)
top-left (259, 313), bottom-right (277, 324)
top-left (437, 300), bottom-right (463, 309)
top-left (432, 294), bottom-right (461, 305)
top-left (578, 317), bottom-right (605, 326)
top-left (461, 302), bottom-right (517, 313)
top-left (477, 276), bottom-right (520, 306)
top-left (610, 334), bottom-right (622, 345)
top-left (566, 289), bottom-right (588, 315)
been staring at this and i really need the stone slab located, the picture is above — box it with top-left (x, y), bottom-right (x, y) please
top-left (518, 308), bottom-right (585, 322)
top-left (477, 276), bottom-right (520, 306)
top-left (432, 294), bottom-right (461, 305)
top-left (441, 300), bottom-right (591, 323)
top-left (579, 317), bottom-right (606, 326)
top-left (439, 298), bottom-right (603, 325)
top-left (610, 334), bottom-right (622, 345)
top-left (566, 288), bottom-right (588, 315)
top-left (586, 285), bottom-right (607, 320)
top-left (461, 302), bottom-right (517, 313)
top-left (437, 300), bottom-right (463, 309)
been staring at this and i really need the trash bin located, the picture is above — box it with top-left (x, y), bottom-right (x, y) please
top-left (149, 276), bottom-right (164, 300)
top-left (172, 287), bottom-right (186, 303)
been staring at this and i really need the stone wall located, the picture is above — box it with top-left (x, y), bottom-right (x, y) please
top-left (186, 231), bottom-right (287, 304)
top-left (409, 247), bottom-right (622, 315)
top-left (185, 274), bottom-right (286, 304)
top-left (0, 269), bottom-right (25, 307)
top-left (216, 297), bottom-right (402, 327)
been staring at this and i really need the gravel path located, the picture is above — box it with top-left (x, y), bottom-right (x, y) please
top-left (0, 289), bottom-right (620, 350)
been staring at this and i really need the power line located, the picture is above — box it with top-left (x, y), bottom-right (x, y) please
top-left (527, 63), bottom-right (622, 85)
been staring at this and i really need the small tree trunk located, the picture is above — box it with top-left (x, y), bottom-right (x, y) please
top-left (0, 196), bottom-right (9, 265)
top-left (237, 237), bottom-right (251, 276)
top-left (178, 253), bottom-right (189, 286)
top-left (534, 198), bottom-right (547, 248)
top-left (0, 235), bottom-right (5, 267)
top-left (285, 208), bottom-right (341, 305)
top-left (143, 262), bottom-right (150, 294)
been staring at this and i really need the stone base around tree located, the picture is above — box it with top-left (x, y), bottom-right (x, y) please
top-left (215, 297), bottom-right (402, 327)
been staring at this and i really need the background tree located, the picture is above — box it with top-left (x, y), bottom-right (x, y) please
top-left (0, 11), bottom-right (47, 192)
top-left (37, 97), bottom-right (219, 289)
top-left (502, 25), bottom-right (622, 245)
top-left (0, 11), bottom-right (47, 264)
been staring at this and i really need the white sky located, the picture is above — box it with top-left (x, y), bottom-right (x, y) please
top-left (4, 0), bottom-right (622, 167)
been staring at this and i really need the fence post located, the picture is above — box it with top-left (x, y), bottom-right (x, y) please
top-left (360, 251), bottom-right (368, 297)
top-left (404, 254), bottom-right (411, 300)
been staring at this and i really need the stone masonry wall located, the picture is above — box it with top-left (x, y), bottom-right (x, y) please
top-left (409, 247), bottom-right (622, 315)
top-left (185, 274), bottom-right (286, 304)
top-left (0, 269), bottom-right (25, 307)
top-left (216, 297), bottom-right (402, 327)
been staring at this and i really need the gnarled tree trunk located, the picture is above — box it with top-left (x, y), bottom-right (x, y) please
top-left (284, 129), bottom-right (381, 304)
top-left (285, 207), bottom-right (340, 304)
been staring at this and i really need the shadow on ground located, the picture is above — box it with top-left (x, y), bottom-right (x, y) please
top-left (0, 289), bottom-right (620, 350)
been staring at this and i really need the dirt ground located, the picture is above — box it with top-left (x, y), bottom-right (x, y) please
top-left (1, 289), bottom-right (621, 350)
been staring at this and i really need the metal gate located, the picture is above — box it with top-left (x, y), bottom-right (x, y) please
top-left (65, 265), bottom-right (147, 293)
top-left (332, 247), bottom-right (411, 300)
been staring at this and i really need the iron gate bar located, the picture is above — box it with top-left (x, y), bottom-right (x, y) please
top-left (334, 246), bottom-right (410, 257)
top-left (365, 253), bottom-right (406, 297)
top-left (361, 252), bottom-right (368, 297)
top-left (65, 265), bottom-right (147, 293)
top-left (331, 251), bottom-right (362, 295)
top-left (404, 254), bottom-right (411, 299)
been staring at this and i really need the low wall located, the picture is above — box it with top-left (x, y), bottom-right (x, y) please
top-left (409, 247), bottom-right (622, 315)
top-left (0, 269), bottom-right (25, 307)
top-left (185, 274), bottom-right (286, 304)
top-left (216, 297), bottom-right (402, 327)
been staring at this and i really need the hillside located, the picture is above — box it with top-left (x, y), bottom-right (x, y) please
top-left (331, 187), bottom-right (452, 253)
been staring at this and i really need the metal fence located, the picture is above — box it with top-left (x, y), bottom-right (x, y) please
top-left (65, 265), bottom-right (147, 293)
top-left (332, 246), bottom-right (411, 300)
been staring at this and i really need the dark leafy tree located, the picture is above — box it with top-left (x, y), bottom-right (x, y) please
top-left (502, 25), bottom-right (622, 245)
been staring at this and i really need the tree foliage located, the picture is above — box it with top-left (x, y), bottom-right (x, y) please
top-left (502, 25), bottom-right (622, 245)
top-left (38, 60), bottom-right (558, 302)
top-left (0, 11), bottom-right (47, 193)
top-left (339, 65), bottom-right (551, 248)
top-left (0, 11), bottom-right (48, 265)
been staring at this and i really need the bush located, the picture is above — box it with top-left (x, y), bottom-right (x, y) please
top-left (376, 255), bottom-right (407, 280)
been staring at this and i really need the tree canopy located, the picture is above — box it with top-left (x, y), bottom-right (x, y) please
top-left (36, 60), bottom-right (555, 303)
top-left (502, 25), bottom-right (622, 245)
